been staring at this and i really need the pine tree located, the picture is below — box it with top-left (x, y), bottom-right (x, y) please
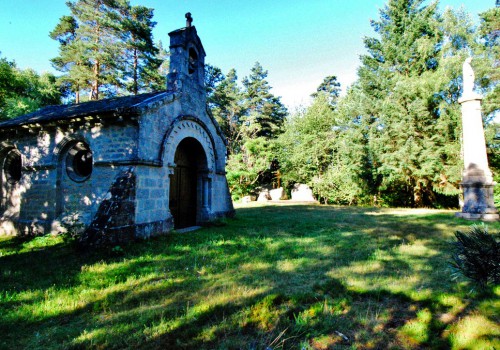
top-left (206, 66), bottom-right (246, 154)
top-left (477, 3), bottom-right (500, 205)
top-left (241, 62), bottom-right (287, 139)
top-left (69, 0), bottom-right (125, 100)
top-left (311, 75), bottom-right (341, 108)
top-left (50, 15), bottom-right (88, 103)
top-left (354, 0), bottom-right (471, 207)
top-left (51, 0), bottom-right (163, 101)
top-left (478, 5), bottom-right (500, 116)
top-left (205, 64), bottom-right (225, 106)
top-left (120, 5), bottom-right (163, 94)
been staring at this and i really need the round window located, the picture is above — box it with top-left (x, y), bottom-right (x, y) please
top-left (3, 149), bottom-right (22, 184)
top-left (66, 142), bottom-right (92, 182)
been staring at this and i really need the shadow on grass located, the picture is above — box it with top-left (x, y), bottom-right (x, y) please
top-left (0, 204), bottom-right (499, 349)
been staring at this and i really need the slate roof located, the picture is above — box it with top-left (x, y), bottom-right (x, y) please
top-left (0, 91), bottom-right (168, 130)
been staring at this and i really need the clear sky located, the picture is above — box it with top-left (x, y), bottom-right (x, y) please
top-left (0, 0), bottom-right (494, 108)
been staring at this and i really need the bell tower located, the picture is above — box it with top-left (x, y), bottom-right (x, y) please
top-left (167, 13), bottom-right (206, 102)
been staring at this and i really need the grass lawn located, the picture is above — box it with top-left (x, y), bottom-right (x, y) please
top-left (1, 203), bottom-right (499, 349)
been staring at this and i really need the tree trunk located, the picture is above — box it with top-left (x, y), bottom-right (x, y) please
top-left (91, 60), bottom-right (100, 100)
top-left (413, 182), bottom-right (424, 208)
top-left (133, 47), bottom-right (138, 95)
top-left (91, 18), bottom-right (101, 100)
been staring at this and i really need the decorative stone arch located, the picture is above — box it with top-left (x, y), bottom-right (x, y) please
top-left (54, 136), bottom-right (93, 217)
top-left (161, 117), bottom-right (217, 228)
top-left (161, 116), bottom-right (217, 171)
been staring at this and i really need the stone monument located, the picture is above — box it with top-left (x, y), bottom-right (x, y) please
top-left (455, 58), bottom-right (499, 220)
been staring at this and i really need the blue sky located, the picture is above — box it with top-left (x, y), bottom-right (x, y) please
top-left (0, 0), bottom-right (494, 108)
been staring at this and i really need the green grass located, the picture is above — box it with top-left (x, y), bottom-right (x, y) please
top-left (1, 203), bottom-right (499, 349)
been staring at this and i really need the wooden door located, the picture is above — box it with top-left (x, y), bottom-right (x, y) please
top-left (170, 165), bottom-right (197, 229)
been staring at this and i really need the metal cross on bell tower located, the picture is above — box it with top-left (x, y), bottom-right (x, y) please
top-left (185, 12), bottom-right (193, 27)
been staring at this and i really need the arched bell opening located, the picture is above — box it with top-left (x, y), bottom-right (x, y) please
top-left (169, 137), bottom-right (209, 229)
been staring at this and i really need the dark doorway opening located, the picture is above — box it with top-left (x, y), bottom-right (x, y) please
top-left (169, 138), bottom-right (207, 229)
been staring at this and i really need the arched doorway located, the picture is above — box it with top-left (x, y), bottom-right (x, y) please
top-left (169, 137), bottom-right (208, 229)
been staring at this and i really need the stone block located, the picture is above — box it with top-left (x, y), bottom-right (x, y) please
top-left (257, 190), bottom-right (270, 202)
top-left (241, 195), bottom-right (256, 204)
top-left (136, 188), bottom-right (149, 199)
top-left (269, 187), bottom-right (286, 201)
top-left (291, 184), bottom-right (316, 202)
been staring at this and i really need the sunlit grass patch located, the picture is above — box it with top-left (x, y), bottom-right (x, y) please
top-left (448, 314), bottom-right (500, 350)
top-left (397, 308), bottom-right (432, 347)
top-left (1, 203), bottom-right (499, 349)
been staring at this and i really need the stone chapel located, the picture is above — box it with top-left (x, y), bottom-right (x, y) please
top-left (0, 16), bottom-right (234, 244)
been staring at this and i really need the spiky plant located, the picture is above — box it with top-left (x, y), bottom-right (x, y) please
top-left (450, 225), bottom-right (500, 289)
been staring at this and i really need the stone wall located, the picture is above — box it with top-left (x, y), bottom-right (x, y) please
top-left (0, 120), bottom-right (140, 236)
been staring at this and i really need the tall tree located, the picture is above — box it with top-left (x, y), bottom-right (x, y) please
top-left (205, 64), bottom-right (225, 104)
top-left (477, 4), bottom-right (500, 117)
top-left (477, 3), bottom-right (500, 206)
top-left (354, 0), bottom-right (469, 207)
top-left (311, 75), bottom-right (342, 107)
top-left (278, 94), bottom-right (335, 184)
top-left (120, 5), bottom-right (163, 94)
top-left (241, 62), bottom-right (287, 139)
top-left (69, 0), bottom-right (125, 100)
top-left (51, 0), bottom-right (164, 101)
top-left (50, 15), bottom-right (88, 103)
top-left (206, 66), bottom-right (245, 154)
top-left (154, 40), bottom-right (170, 83)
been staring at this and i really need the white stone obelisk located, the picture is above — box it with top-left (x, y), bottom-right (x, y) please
top-left (456, 58), bottom-right (499, 220)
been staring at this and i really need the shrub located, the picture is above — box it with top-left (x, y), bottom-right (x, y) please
top-left (450, 225), bottom-right (500, 289)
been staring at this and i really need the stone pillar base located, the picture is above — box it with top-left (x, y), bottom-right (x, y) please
top-left (455, 212), bottom-right (499, 221)
top-left (456, 181), bottom-right (499, 221)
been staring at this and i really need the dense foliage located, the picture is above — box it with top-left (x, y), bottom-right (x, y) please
top-left (50, 0), bottom-right (165, 102)
top-left (0, 56), bottom-right (62, 120)
top-left (205, 62), bottom-right (287, 199)
top-left (346, 0), bottom-right (473, 207)
top-left (213, 0), bottom-right (500, 208)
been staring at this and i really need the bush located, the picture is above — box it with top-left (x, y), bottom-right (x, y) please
top-left (450, 225), bottom-right (500, 289)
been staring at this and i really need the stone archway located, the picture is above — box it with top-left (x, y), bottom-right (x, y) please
top-left (169, 137), bottom-right (208, 229)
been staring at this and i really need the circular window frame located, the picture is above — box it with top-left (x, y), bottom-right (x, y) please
top-left (65, 142), bottom-right (93, 183)
top-left (3, 149), bottom-right (22, 184)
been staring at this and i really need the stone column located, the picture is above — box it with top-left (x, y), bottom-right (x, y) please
top-left (199, 172), bottom-right (212, 222)
top-left (202, 177), bottom-right (209, 209)
top-left (456, 65), bottom-right (499, 220)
